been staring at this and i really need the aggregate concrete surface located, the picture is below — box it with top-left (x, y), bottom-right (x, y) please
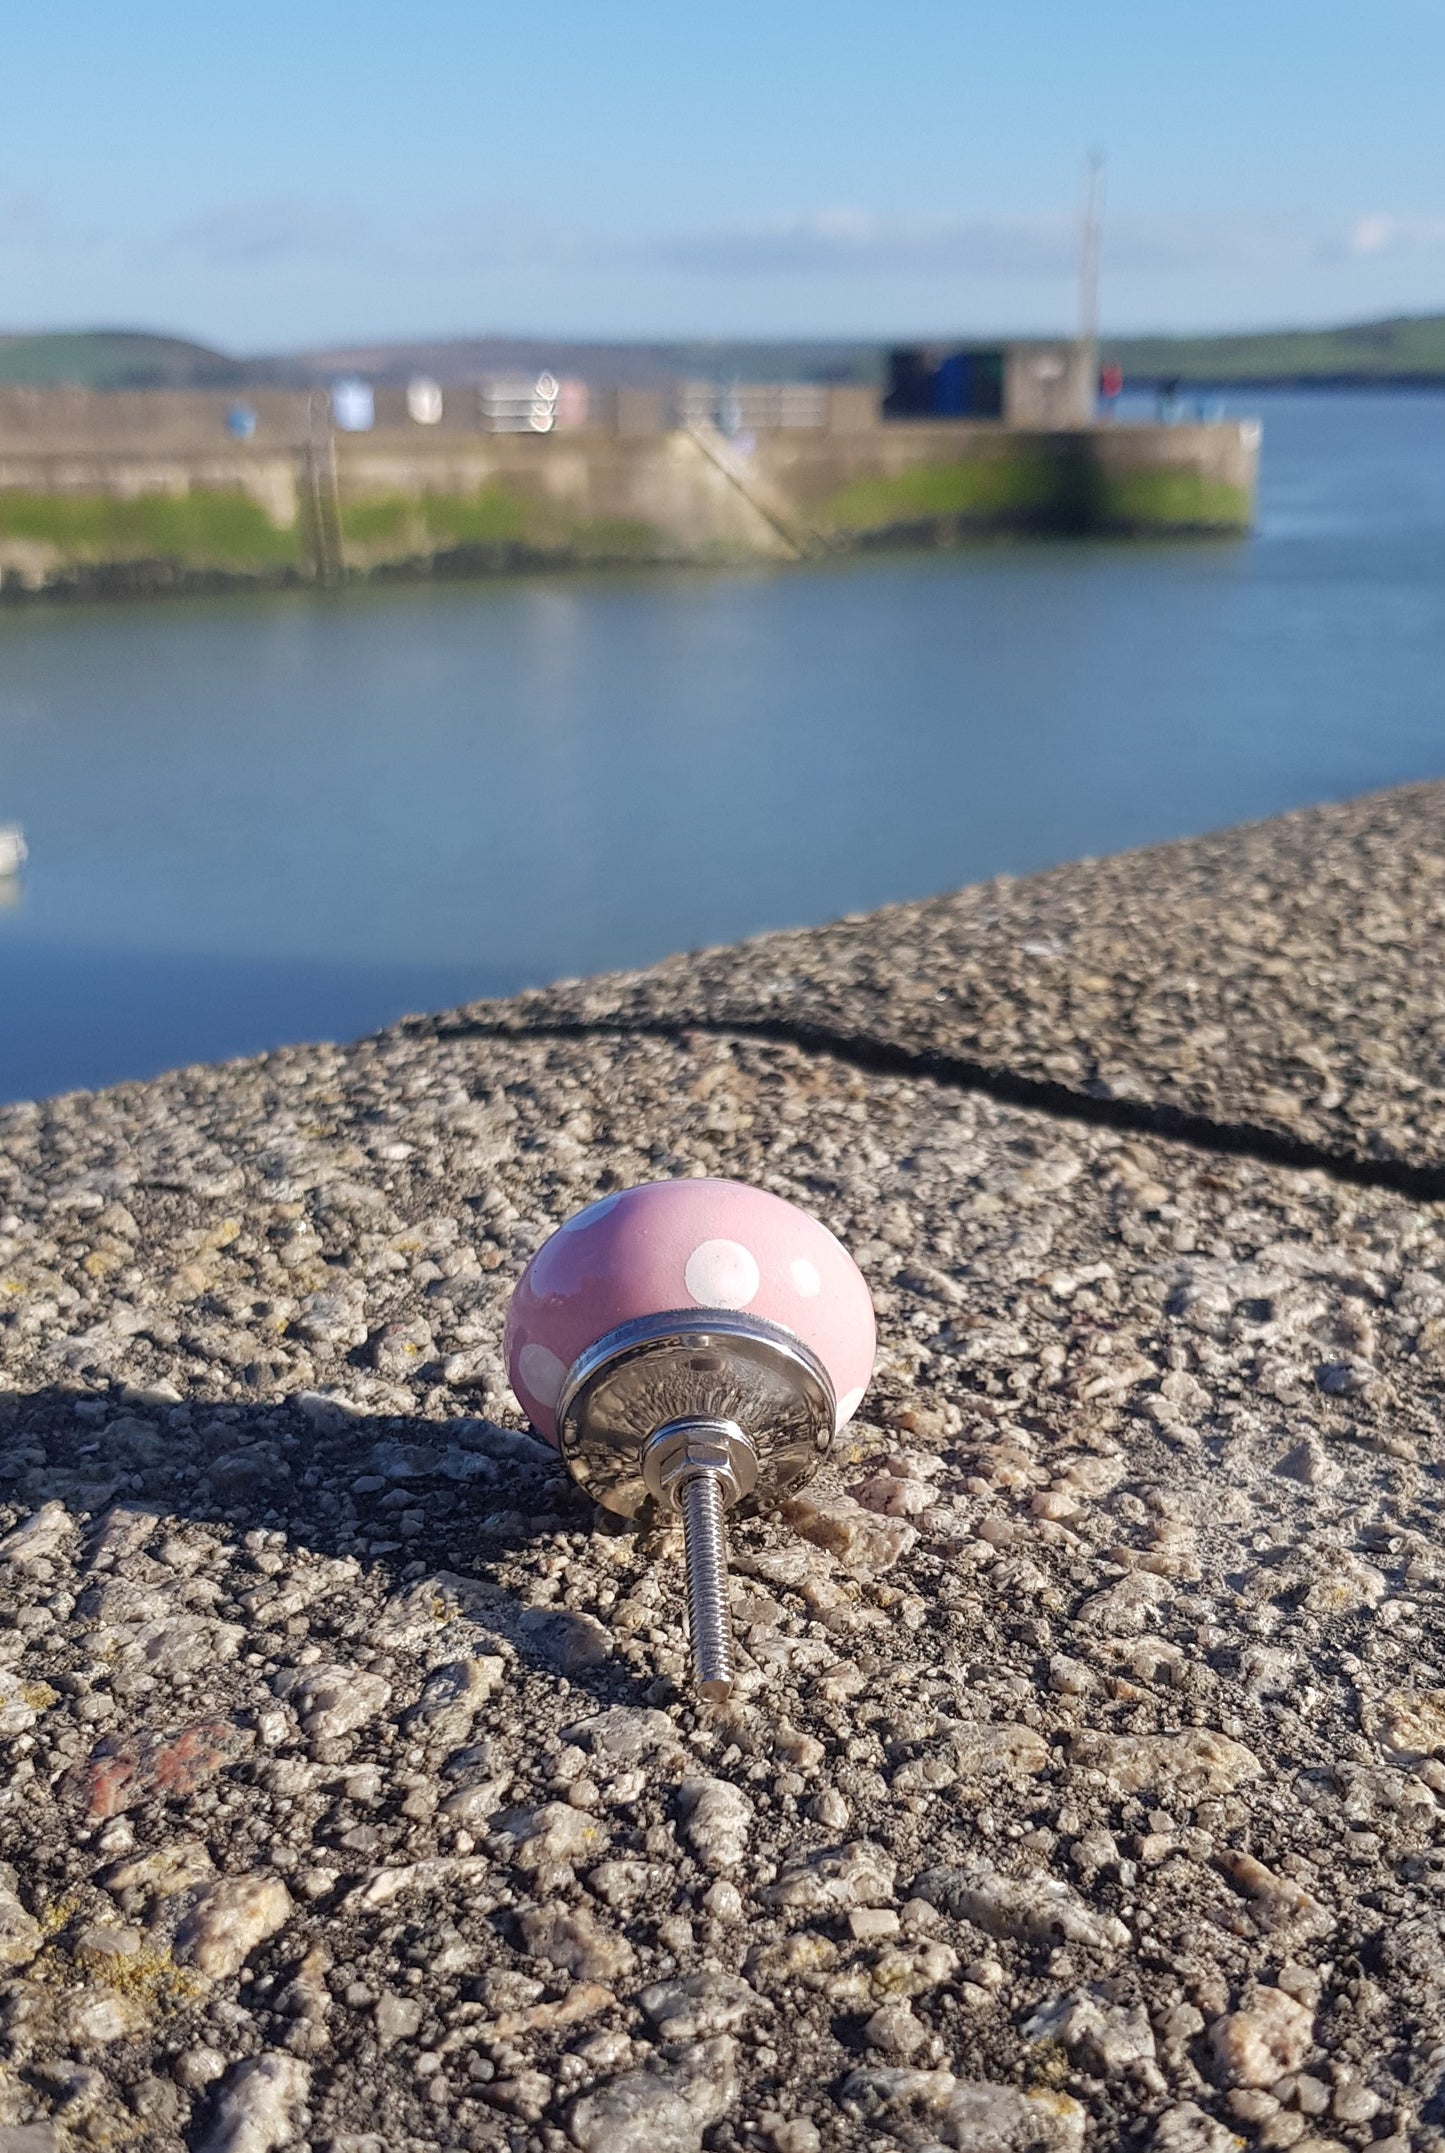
top-left (446, 783), bottom-right (1445, 1183)
top-left (0, 789), bottom-right (1443, 2153)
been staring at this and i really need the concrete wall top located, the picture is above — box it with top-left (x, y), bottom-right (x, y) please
top-left (0, 386), bottom-right (313, 452)
top-left (0, 380), bottom-right (888, 454)
top-left (448, 780), bottom-right (1435, 1179)
top-left (0, 788), bottom-right (1439, 2152)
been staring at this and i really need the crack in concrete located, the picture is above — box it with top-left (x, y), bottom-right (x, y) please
top-left (418, 1011), bottom-right (1445, 1205)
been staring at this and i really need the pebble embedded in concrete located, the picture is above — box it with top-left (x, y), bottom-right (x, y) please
top-left (174, 1874), bottom-right (294, 1982)
top-left (1209, 1987), bottom-right (1316, 2088)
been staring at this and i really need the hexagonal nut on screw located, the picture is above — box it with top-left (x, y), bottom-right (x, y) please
top-left (642, 1419), bottom-right (758, 1512)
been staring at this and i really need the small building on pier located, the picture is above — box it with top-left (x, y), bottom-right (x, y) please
top-left (883, 341), bottom-right (1096, 428)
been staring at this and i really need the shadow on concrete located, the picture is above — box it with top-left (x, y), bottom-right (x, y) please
top-left (1, 1379), bottom-right (655, 1715)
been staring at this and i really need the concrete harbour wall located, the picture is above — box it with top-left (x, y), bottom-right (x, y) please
top-left (0, 385), bottom-right (1260, 596)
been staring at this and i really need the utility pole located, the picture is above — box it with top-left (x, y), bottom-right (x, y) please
top-left (1078, 149), bottom-right (1106, 351)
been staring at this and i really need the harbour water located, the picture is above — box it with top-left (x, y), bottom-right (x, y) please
top-left (2, 388), bottom-right (1444, 1105)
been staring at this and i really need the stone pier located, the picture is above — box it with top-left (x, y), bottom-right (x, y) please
top-left (0, 385), bottom-right (1257, 595)
top-left (0, 783), bottom-right (1441, 2149)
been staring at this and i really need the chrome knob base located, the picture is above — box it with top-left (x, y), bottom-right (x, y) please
top-left (555, 1313), bottom-right (836, 1704)
top-left (555, 1309), bottom-right (835, 1521)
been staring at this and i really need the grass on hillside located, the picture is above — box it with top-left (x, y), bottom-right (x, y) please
top-left (0, 331), bottom-right (241, 390)
top-left (1105, 314), bottom-right (1445, 382)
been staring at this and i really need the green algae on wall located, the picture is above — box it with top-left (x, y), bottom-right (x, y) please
top-left (818, 452), bottom-right (1250, 538)
top-left (338, 485), bottom-right (667, 566)
top-left (0, 489), bottom-right (299, 567)
top-left (821, 454), bottom-right (1063, 530)
top-left (0, 481), bottom-right (669, 587)
top-left (339, 485), bottom-right (532, 551)
top-left (1094, 468), bottom-right (1251, 531)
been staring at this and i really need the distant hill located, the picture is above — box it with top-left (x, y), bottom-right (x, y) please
top-left (0, 331), bottom-right (245, 389)
top-left (1104, 314), bottom-right (1445, 384)
top-left (0, 328), bottom-right (885, 393)
top-left (291, 318), bottom-right (1445, 388)
top-left (285, 335), bottom-right (882, 388)
top-left (5, 316), bottom-right (1445, 395)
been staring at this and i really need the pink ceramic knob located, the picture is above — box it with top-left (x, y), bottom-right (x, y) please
top-left (505, 1178), bottom-right (876, 1701)
top-left (506, 1178), bottom-right (875, 1445)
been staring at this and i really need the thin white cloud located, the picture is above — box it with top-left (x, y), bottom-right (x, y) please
top-left (57, 190), bottom-right (1386, 291)
top-left (14, 191), bottom-right (1445, 333)
top-left (421, 209), bottom-right (594, 273)
top-left (174, 200), bottom-right (367, 269)
top-left (641, 209), bottom-right (1297, 281)
top-left (0, 194), bottom-right (65, 250)
top-left (643, 210), bottom-right (1077, 279)
top-left (1347, 212), bottom-right (1445, 256)
top-left (395, 204), bottom-right (1313, 283)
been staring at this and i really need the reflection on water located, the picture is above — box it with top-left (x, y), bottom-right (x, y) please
top-left (2, 389), bottom-right (1445, 1103)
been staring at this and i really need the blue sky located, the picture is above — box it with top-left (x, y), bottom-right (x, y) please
top-left (2, 0), bottom-right (1441, 350)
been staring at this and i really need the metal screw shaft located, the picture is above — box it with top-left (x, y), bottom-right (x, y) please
top-left (678, 1470), bottom-right (735, 1704)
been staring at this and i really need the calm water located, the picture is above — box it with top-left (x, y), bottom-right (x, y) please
top-left (2, 389), bottom-right (1444, 1104)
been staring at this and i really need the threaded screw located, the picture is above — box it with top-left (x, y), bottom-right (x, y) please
top-left (678, 1470), bottom-right (735, 1704)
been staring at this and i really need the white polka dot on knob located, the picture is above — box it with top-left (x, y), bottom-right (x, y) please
top-left (790, 1257), bottom-right (822, 1298)
top-left (684, 1239), bottom-right (761, 1310)
top-left (518, 1342), bottom-right (567, 1411)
